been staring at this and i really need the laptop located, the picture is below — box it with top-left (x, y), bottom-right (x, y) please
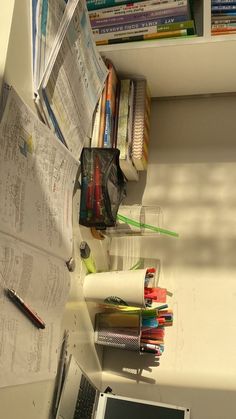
top-left (55, 354), bottom-right (190, 419)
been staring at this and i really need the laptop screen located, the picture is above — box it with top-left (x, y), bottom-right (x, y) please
top-left (96, 394), bottom-right (190, 419)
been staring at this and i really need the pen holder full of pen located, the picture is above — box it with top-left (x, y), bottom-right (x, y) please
top-left (94, 312), bottom-right (141, 352)
top-left (79, 148), bottom-right (126, 229)
top-left (83, 268), bottom-right (148, 307)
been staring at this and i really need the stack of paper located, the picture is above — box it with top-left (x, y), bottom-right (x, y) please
top-left (31, 0), bottom-right (67, 91)
top-left (31, 0), bottom-right (108, 160)
top-left (0, 85), bottom-right (79, 387)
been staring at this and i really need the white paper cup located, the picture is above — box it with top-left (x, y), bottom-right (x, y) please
top-left (83, 269), bottom-right (147, 307)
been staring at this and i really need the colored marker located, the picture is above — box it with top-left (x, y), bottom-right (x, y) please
top-left (80, 241), bottom-right (97, 273)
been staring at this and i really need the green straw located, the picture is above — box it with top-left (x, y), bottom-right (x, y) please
top-left (129, 259), bottom-right (143, 270)
top-left (117, 213), bottom-right (179, 238)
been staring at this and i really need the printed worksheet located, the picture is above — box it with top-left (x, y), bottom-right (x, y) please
top-left (0, 87), bottom-right (79, 260)
top-left (0, 232), bottom-right (70, 387)
top-left (32, 0), bottom-right (67, 90)
top-left (38, 0), bottom-right (108, 159)
top-left (0, 86), bottom-right (79, 388)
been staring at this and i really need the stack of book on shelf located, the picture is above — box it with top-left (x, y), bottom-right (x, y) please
top-left (90, 60), bottom-right (152, 181)
top-left (211, 0), bottom-right (236, 35)
top-left (86, 0), bottom-right (196, 45)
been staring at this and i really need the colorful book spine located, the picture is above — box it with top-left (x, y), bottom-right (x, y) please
top-left (212, 23), bottom-right (236, 29)
top-left (96, 28), bottom-right (194, 45)
top-left (91, 96), bottom-right (102, 147)
top-left (98, 84), bottom-right (107, 147)
top-left (89, 0), bottom-right (188, 19)
top-left (212, 17), bottom-right (236, 23)
top-left (212, 30), bottom-right (236, 34)
top-left (93, 19), bottom-right (195, 37)
top-left (112, 81), bottom-right (121, 148)
top-left (212, 5), bottom-right (236, 11)
top-left (90, 13), bottom-right (188, 28)
top-left (211, 0), bottom-right (236, 34)
top-left (103, 61), bottom-right (119, 148)
top-left (212, 0), bottom-right (236, 3)
top-left (86, 0), bottom-right (145, 11)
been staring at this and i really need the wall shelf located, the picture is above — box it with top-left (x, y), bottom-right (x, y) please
top-left (98, 0), bottom-right (236, 97)
top-left (99, 35), bottom-right (236, 97)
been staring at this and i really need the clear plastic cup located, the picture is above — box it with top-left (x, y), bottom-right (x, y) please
top-left (105, 205), bottom-right (163, 237)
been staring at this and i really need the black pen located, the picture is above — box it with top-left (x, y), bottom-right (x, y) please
top-left (140, 345), bottom-right (157, 355)
top-left (53, 330), bottom-right (69, 416)
top-left (6, 288), bottom-right (46, 329)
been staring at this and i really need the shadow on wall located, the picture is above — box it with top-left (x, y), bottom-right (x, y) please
top-left (102, 347), bottom-right (159, 385)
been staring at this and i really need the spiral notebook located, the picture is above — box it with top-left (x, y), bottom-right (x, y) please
top-left (131, 79), bottom-right (151, 171)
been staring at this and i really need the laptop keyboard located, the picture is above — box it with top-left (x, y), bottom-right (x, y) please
top-left (73, 374), bottom-right (97, 419)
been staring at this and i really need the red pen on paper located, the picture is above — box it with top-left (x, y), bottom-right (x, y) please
top-left (6, 288), bottom-right (46, 329)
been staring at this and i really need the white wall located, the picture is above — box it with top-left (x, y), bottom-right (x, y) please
top-left (0, 1), bottom-right (15, 92)
top-left (102, 95), bottom-right (236, 419)
top-left (2, 0), bottom-right (34, 110)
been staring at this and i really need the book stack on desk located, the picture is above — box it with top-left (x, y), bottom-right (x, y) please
top-left (91, 60), bottom-right (152, 180)
top-left (211, 0), bottom-right (236, 35)
top-left (87, 0), bottom-right (196, 45)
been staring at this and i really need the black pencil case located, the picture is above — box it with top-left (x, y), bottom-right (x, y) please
top-left (79, 148), bottom-right (126, 229)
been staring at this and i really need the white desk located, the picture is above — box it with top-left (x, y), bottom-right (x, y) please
top-left (0, 2), bottom-right (111, 417)
top-left (0, 187), bottom-right (109, 419)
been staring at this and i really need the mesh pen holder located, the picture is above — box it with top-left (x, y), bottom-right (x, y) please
top-left (94, 312), bottom-right (141, 352)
